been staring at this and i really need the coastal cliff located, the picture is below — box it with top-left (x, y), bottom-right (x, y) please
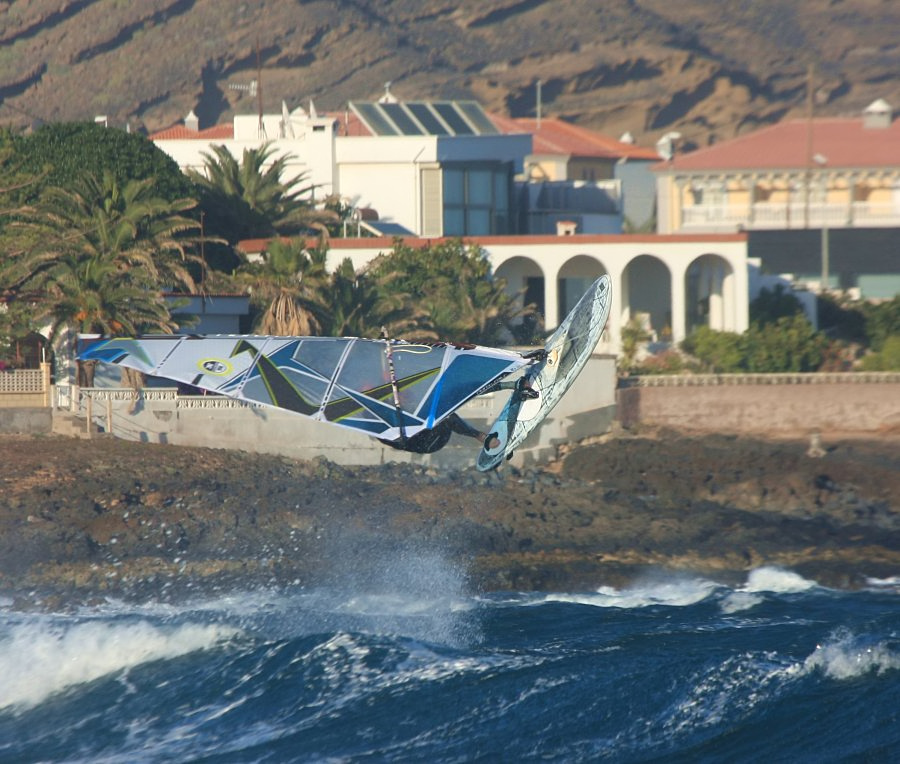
top-left (1, 429), bottom-right (897, 608)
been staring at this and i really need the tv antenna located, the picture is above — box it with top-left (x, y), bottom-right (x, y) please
top-left (228, 38), bottom-right (266, 138)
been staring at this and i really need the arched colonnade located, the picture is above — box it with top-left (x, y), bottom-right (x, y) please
top-left (482, 236), bottom-right (749, 353)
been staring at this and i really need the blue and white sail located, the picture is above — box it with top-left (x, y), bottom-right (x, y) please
top-left (78, 335), bottom-right (528, 442)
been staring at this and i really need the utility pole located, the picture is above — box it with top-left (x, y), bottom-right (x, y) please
top-left (803, 64), bottom-right (815, 230)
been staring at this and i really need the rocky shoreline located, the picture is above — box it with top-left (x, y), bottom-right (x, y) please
top-left (1, 429), bottom-right (898, 608)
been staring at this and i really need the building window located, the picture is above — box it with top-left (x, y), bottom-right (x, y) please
top-left (442, 163), bottom-right (513, 236)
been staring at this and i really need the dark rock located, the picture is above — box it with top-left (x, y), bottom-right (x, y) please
top-left (1, 431), bottom-right (898, 605)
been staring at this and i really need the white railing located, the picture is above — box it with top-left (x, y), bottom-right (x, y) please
top-left (681, 206), bottom-right (746, 228)
top-left (61, 387), bottom-right (266, 412)
top-left (682, 201), bottom-right (900, 230)
top-left (80, 387), bottom-right (178, 402)
top-left (177, 395), bottom-right (264, 410)
top-left (622, 372), bottom-right (900, 387)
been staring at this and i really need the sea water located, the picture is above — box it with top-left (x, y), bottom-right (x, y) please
top-left (1, 562), bottom-right (898, 762)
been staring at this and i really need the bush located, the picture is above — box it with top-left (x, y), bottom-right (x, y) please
top-left (860, 335), bottom-right (900, 371)
top-left (680, 315), bottom-right (828, 374)
top-left (680, 325), bottom-right (743, 372)
top-left (632, 348), bottom-right (688, 375)
top-left (750, 284), bottom-right (804, 326)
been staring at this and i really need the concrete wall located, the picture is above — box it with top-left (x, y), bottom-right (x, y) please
top-left (74, 356), bottom-right (619, 470)
top-left (618, 374), bottom-right (900, 435)
top-left (0, 407), bottom-right (52, 434)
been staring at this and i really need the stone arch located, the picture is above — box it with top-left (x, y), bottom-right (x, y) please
top-left (685, 253), bottom-right (736, 334)
top-left (494, 255), bottom-right (546, 335)
top-left (622, 254), bottom-right (672, 342)
top-left (557, 254), bottom-right (607, 318)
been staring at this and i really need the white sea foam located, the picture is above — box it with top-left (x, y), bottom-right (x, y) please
top-left (803, 630), bottom-right (900, 680)
top-left (719, 591), bottom-right (764, 614)
top-left (865, 575), bottom-right (900, 590)
top-left (741, 566), bottom-right (817, 593)
top-left (546, 576), bottom-right (719, 609)
top-left (0, 618), bottom-right (238, 711)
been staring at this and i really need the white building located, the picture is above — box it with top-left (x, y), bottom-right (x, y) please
top-left (238, 232), bottom-right (749, 351)
top-left (152, 101), bottom-right (530, 238)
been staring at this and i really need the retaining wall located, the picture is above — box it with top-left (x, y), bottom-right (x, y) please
top-left (0, 407), bottom-right (53, 434)
top-left (617, 373), bottom-right (900, 435)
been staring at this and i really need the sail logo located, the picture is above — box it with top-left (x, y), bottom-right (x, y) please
top-left (199, 358), bottom-right (232, 375)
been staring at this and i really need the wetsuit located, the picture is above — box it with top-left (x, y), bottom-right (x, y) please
top-left (380, 413), bottom-right (484, 454)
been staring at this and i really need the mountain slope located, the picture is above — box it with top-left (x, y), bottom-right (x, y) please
top-left (2, 0), bottom-right (899, 149)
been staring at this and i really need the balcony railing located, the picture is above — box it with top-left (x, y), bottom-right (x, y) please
top-left (681, 201), bottom-right (900, 231)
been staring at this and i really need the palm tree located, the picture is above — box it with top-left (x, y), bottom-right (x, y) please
top-left (238, 236), bottom-right (331, 335)
top-left (5, 170), bottom-right (203, 297)
top-left (189, 143), bottom-right (337, 243)
top-left (325, 258), bottom-right (433, 340)
top-left (1, 170), bottom-right (204, 384)
top-left (33, 251), bottom-right (175, 341)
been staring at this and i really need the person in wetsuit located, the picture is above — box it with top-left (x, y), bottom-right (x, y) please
top-left (380, 412), bottom-right (491, 454)
top-left (379, 376), bottom-right (539, 454)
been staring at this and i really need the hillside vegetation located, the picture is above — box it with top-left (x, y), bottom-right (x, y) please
top-left (2, 0), bottom-right (900, 149)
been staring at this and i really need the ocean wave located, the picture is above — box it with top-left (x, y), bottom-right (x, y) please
top-left (543, 575), bottom-right (720, 609)
top-left (740, 566), bottom-right (818, 594)
top-left (0, 618), bottom-right (238, 711)
top-left (803, 629), bottom-right (900, 680)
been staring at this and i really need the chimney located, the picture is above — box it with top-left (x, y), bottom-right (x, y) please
top-left (184, 109), bottom-right (200, 132)
top-left (863, 98), bottom-right (892, 129)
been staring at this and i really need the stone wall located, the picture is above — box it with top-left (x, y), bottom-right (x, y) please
top-left (617, 373), bottom-right (900, 435)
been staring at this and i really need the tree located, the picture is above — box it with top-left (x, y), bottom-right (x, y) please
top-left (367, 239), bottom-right (530, 344)
top-left (325, 258), bottom-right (430, 339)
top-left (5, 171), bottom-right (202, 296)
top-left (681, 315), bottom-right (828, 374)
top-left (1, 170), bottom-right (203, 358)
top-left (750, 284), bottom-right (804, 326)
top-left (189, 143), bottom-right (337, 245)
top-left (619, 316), bottom-right (654, 372)
top-left (237, 236), bottom-right (330, 335)
top-left (4, 122), bottom-right (193, 205)
top-left (28, 250), bottom-right (175, 341)
top-left (861, 334), bottom-right (900, 371)
top-left (861, 296), bottom-right (900, 353)
top-left (680, 325), bottom-right (744, 373)
top-left (741, 314), bottom-right (828, 373)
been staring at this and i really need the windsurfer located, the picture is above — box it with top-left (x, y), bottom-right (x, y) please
top-left (380, 412), bottom-right (495, 454)
top-left (380, 377), bottom-right (537, 454)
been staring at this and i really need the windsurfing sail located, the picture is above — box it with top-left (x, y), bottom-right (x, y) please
top-left (78, 335), bottom-right (529, 442)
top-left (477, 274), bottom-right (612, 471)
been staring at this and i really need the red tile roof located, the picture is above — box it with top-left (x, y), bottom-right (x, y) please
top-left (491, 114), bottom-right (660, 161)
top-left (151, 124), bottom-right (234, 140)
top-left (664, 117), bottom-right (900, 172)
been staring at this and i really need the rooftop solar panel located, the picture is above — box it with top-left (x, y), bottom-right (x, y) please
top-left (350, 100), bottom-right (499, 137)
top-left (351, 102), bottom-right (399, 135)
top-left (407, 103), bottom-right (449, 135)
top-left (433, 103), bottom-right (474, 135)
top-left (457, 102), bottom-right (499, 134)
top-left (381, 103), bottom-right (424, 135)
